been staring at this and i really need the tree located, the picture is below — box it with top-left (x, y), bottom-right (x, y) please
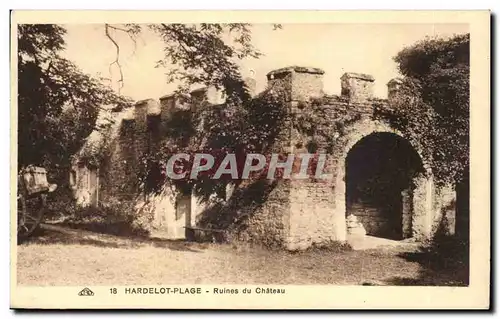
top-left (381, 33), bottom-right (469, 186)
top-left (17, 24), bottom-right (132, 183)
top-left (100, 24), bottom-right (283, 199)
top-left (104, 23), bottom-right (280, 97)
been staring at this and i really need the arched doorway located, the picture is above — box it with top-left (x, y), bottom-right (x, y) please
top-left (345, 132), bottom-right (425, 240)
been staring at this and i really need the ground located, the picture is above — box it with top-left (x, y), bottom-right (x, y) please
top-left (16, 224), bottom-right (467, 286)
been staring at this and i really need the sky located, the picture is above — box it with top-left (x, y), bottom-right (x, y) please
top-left (61, 23), bottom-right (469, 101)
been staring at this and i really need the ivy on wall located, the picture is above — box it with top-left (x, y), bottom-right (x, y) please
top-left (95, 32), bottom-right (469, 211)
top-left (74, 124), bottom-right (115, 168)
top-left (136, 82), bottom-right (291, 203)
top-left (292, 97), bottom-right (362, 154)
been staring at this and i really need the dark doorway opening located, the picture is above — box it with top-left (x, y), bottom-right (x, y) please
top-left (346, 132), bottom-right (423, 240)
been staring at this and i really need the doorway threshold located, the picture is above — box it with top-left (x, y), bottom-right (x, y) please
top-left (347, 234), bottom-right (420, 251)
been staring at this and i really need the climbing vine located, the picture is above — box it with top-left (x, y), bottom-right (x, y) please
top-left (75, 124), bottom-right (115, 168)
top-left (292, 97), bottom-right (362, 154)
top-left (137, 82), bottom-right (290, 202)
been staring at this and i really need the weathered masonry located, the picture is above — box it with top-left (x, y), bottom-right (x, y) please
top-left (71, 66), bottom-right (457, 250)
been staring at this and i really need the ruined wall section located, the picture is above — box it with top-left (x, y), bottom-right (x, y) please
top-left (229, 180), bottom-right (291, 248)
top-left (281, 68), bottom-right (452, 248)
top-left (100, 100), bottom-right (158, 201)
top-left (288, 97), bottom-right (384, 247)
top-left (218, 73), bottom-right (295, 248)
top-left (80, 65), bottom-right (457, 246)
top-left (229, 67), bottom-right (330, 248)
top-left (432, 183), bottom-right (457, 236)
top-left (93, 98), bottom-right (182, 237)
top-left (278, 69), bottom-right (383, 248)
top-left (99, 108), bottom-right (139, 202)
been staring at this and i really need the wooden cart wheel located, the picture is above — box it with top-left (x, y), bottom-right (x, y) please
top-left (17, 192), bottom-right (46, 239)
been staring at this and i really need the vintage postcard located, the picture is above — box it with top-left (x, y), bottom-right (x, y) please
top-left (10, 10), bottom-right (490, 309)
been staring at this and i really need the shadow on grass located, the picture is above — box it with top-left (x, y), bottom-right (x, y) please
top-left (19, 224), bottom-right (205, 253)
top-left (57, 219), bottom-right (150, 238)
top-left (384, 235), bottom-right (469, 286)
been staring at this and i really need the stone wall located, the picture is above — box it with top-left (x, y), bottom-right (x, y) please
top-left (69, 163), bottom-right (98, 207)
top-left (432, 183), bottom-right (457, 236)
top-left (287, 179), bottom-right (341, 249)
top-left (100, 110), bottom-right (139, 201)
top-left (72, 65), bottom-right (458, 248)
top-left (268, 67), bottom-right (452, 247)
top-left (348, 203), bottom-right (396, 239)
top-left (234, 181), bottom-right (291, 248)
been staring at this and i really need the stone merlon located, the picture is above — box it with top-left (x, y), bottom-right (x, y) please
top-left (266, 66), bottom-right (325, 79)
top-left (387, 78), bottom-right (403, 87)
top-left (266, 66), bottom-right (325, 101)
top-left (341, 72), bottom-right (375, 103)
top-left (135, 98), bottom-right (161, 118)
top-left (387, 78), bottom-right (403, 101)
top-left (387, 77), bottom-right (403, 90)
top-left (341, 72), bottom-right (375, 82)
top-left (159, 93), bottom-right (175, 101)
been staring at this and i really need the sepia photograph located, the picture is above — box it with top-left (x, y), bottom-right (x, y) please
top-left (10, 10), bottom-right (490, 309)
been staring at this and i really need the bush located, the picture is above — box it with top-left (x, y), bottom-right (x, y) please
top-left (44, 189), bottom-right (78, 219)
top-left (422, 234), bottom-right (469, 273)
top-left (49, 195), bottom-right (151, 237)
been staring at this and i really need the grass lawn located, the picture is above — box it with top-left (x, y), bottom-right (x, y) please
top-left (16, 224), bottom-right (467, 286)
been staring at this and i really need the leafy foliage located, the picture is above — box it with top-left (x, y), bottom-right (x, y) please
top-left (19, 23), bottom-right (286, 232)
top-left (376, 34), bottom-right (470, 185)
top-left (151, 23), bottom-right (261, 94)
top-left (101, 23), bottom-right (285, 202)
top-left (17, 24), bottom-right (132, 184)
top-left (76, 126), bottom-right (115, 168)
top-left (139, 85), bottom-right (290, 202)
top-left (19, 23), bottom-right (273, 187)
top-left (106, 23), bottom-right (275, 98)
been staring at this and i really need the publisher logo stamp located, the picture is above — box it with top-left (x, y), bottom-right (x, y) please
top-left (78, 287), bottom-right (95, 297)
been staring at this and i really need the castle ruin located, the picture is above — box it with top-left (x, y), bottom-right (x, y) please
top-left (70, 66), bottom-right (457, 250)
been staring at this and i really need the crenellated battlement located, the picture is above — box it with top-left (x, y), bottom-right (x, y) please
top-left (123, 66), bottom-right (402, 128)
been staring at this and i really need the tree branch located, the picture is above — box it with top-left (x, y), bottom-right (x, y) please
top-left (160, 23), bottom-right (194, 54)
top-left (106, 24), bottom-right (138, 55)
top-left (104, 24), bottom-right (124, 93)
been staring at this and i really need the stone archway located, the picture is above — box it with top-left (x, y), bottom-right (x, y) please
top-left (333, 119), bottom-right (434, 242)
top-left (345, 132), bottom-right (423, 239)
